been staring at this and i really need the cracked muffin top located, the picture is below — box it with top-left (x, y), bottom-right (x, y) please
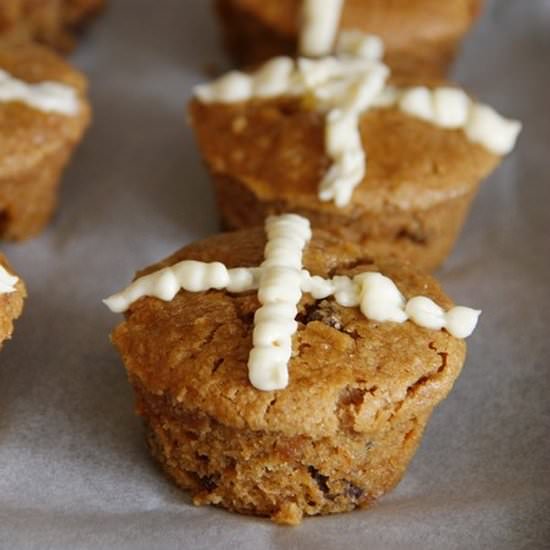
top-left (112, 227), bottom-right (466, 438)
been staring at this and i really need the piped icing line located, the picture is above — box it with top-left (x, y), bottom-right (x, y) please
top-left (0, 69), bottom-right (79, 115)
top-left (300, 0), bottom-right (344, 57)
top-left (104, 214), bottom-right (481, 391)
top-left (300, 271), bottom-right (481, 339)
top-left (384, 85), bottom-right (522, 155)
top-left (248, 214), bottom-right (312, 391)
top-left (103, 262), bottom-right (261, 314)
top-left (318, 63), bottom-right (388, 206)
top-left (0, 265), bottom-right (18, 294)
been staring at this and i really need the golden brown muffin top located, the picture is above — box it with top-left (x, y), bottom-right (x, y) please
top-left (112, 228), bottom-right (467, 438)
top-left (231, 0), bottom-right (482, 47)
top-left (0, 252), bottom-right (25, 347)
top-left (190, 94), bottom-right (499, 213)
top-left (0, 43), bottom-right (90, 178)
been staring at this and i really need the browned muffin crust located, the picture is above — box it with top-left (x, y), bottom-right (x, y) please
top-left (215, 0), bottom-right (483, 76)
top-left (111, 227), bottom-right (467, 524)
top-left (0, 0), bottom-right (105, 53)
top-left (0, 253), bottom-right (25, 349)
top-left (189, 93), bottom-right (499, 271)
top-left (0, 43), bottom-right (91, 240)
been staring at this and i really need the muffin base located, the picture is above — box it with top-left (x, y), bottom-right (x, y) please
top-left (0, 142), bottom-right (78, 240)
top-left (137, 377), bottom-right (431, 525)
top-left (211, 171), bottom-right (479, 272)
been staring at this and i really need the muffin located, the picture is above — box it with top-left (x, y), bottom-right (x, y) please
top-left (0, 43), bottom-right (91, 240)
top-left (189, 53), bottom-right (521, 272)
top-left (0, 253), bottom-right (25, 349)
top-left (0, 0), bottom-right (105, 53)
top-left (105, 214), bottom-right (481, 524)
top-left (215, 0), bottom-right (483, 76)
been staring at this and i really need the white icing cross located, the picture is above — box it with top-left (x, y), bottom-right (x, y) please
top-left (104, 214), bottom-right (481, 392)
top-left (194, 33), bottom-right (521, 207)
top-left (0, 69), bottom-right (79, 115)
top-left (0, 265), bottom-right (18, 294)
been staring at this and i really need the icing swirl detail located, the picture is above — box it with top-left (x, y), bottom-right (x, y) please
top-left (0, 69), bottom-right (79, 115)
top-left (105, 215), bottom-right (481, 391)
top-left (0, 265), bottom-right (18, 294)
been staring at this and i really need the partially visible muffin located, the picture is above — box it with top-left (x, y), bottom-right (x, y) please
top-left (0, 0), bottom-right (105, 53)
top-left (0, 43), bottom-right (91, 240)
top-left (215, 0), bottom-right (483, 76)
top-left (109, 225), bottom-right (472, 524)
top-left (0, 253), bottom-right (25, 349)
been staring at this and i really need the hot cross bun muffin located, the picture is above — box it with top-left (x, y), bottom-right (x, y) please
top-left (0, 43), bottom-right (91, 240)
top-left (108, 222), bottom-right (476, 524)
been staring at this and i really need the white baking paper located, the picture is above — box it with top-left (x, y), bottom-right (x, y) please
top-left (0, 0), bottom-right (549, 548)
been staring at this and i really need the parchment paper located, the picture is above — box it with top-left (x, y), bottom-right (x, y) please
top-left (0, 0), bottom-right (549, 548)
